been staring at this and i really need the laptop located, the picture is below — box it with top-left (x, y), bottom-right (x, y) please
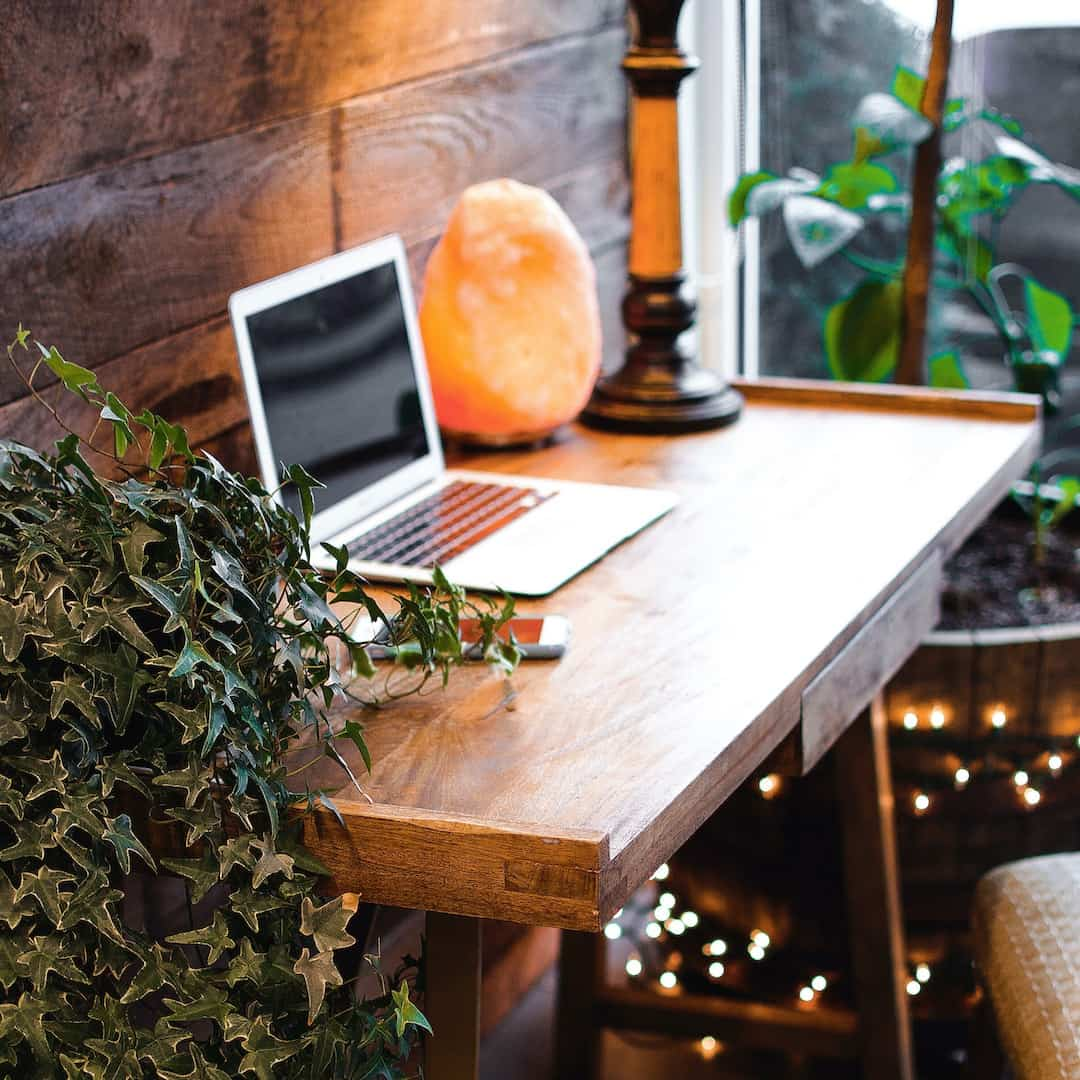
top-left (229, 234), bottom-right (677, 597)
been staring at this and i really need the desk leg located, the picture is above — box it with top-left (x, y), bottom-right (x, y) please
top-left (426, 911), bottom-right (482, 1080)
top-left (555, 930), bottom-right (604, 1079)
top-left (835, 695), bottom-right (915, 1080)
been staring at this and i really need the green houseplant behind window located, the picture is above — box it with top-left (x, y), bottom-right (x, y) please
top-left (731, 65), bottom-right (1079, 409)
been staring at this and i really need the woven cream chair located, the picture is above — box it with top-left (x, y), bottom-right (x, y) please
top-left (971, 852), bottom-right (1080, 1079)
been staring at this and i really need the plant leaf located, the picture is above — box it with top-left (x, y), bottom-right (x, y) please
top-left (824, 279), bottom-right (902, 383)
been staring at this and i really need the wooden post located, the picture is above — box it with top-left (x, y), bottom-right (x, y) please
top-left (581, 0), bottom-right (743, 433)
top-left (555, 930), bottom-right (605, 1079)
top-left (425, 911), bottom-right (483, 1080)
top-left (896, 0), bottom-right (955, 385)
top-left (835, 695), bottom-right (915, 1080)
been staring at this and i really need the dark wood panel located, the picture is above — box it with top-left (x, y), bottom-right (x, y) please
top-left (1, 30), bottom-right (627, 409)
top-left (0, 115), bottom-right (334, 406)
top-left (335, 28), bottom-right (628, 252)
top-left (0, 0), bottom-right (625, 198)
top-left (1, 164), bottom-right (629, 457)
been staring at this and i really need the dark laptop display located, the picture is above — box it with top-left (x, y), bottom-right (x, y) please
top-left (244, 261), bottom-right (429, 517)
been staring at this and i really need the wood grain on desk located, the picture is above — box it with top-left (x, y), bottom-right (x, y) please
top-left (294, 381), bottom-right (1040, 931)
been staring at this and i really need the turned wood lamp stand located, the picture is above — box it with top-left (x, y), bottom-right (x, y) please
top-left (582, 0), bottom-right (743, 432)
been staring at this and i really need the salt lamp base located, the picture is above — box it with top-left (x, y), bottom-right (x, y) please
top-left (582, 368), bottom-right (743, 433)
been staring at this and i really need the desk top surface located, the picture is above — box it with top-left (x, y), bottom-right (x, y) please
top-left (294, 380), bottom-right (1039, 930)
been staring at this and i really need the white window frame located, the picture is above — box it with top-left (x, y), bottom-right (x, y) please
top-left (681, 0), bottom-right (761, 378)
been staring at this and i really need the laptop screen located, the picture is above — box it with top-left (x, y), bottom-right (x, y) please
top-left (244, 260), bottom-right (431, 519)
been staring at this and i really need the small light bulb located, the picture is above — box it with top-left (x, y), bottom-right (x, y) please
top-left (625, 956), bottom-right (643, 977)
top-left (1024, 786), bottom-right (1041, 806)
top-left (758, 773), bottom-right (778, 796)
top-left (708, 938), bottom-right (727, 957)
top-left (903, 711), bottom-right (918, 730)
top-left (659, 892), bottom-right (676, 909)
top-left (811, 975), bottom-right (827, 992)
top-left (930, 706), bottom-right (946, 729)
top-left (1049, 754), bottom-right (1063, 774)
top-left (751, 929), bottom-right (771, 949)
top-left (700, 1036), bottom-right (717, 1052)
top-left (652, 863), bottom-right (670, 881)
top-left (654, 905), bottom-right (671, 922)
top-left (748, 943), bottom-right (766, 961)
top-left (604, 922), bottom-right (622, 940)
top-left (906, 979), bottom-right (921, 996)
top-left (915, 963), bottom-right (931, 984)
top-left (799, 986), bottom-right (815, 1003)
top-left (708, 961), bottom-right (725, 979)
top-left (659, 971), bottom-right (678, 990)
top-left (913, 792), bottom-right (930, 813)
top-left (645, 922), bottom-right (662, 939)
top-left (1013, 770), bottom-right (1029, 787)
top-left (699, 1035), bottom-right (722, 1060)
top-left (991, 707), bottom-right (1007, 729)
top-left (667, 918), bottom-right (686, 936)
top-left (614, 907), bottom-right (624, 919)
top-left (681, 910), bottom-right (699, 929)
top-left (954, 766), bottom-right (970, 787)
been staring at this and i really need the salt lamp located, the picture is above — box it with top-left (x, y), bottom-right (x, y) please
top-left (419, 178), bottom-right (602, 445)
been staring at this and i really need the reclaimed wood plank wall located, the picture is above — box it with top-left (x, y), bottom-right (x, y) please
top-left (0, 1), bottom-right (630, 473)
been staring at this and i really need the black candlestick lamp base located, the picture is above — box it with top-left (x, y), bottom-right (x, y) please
top-left (581, 272), bottom-right (743, 433)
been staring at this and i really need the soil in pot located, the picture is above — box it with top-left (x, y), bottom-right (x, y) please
top-left (939, 504), bottom-right (1080, 629)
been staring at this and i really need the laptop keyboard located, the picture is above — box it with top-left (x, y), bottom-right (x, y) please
top-left (345, 480), bottom-right (555, 569)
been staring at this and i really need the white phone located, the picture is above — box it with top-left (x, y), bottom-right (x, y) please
top-left (460, 615), bottom-right (571, 661)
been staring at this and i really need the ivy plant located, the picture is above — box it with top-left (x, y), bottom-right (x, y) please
top-left (731, 65), bottom-right (1079, 408)
top-left (0, 327), bottom-right (516, 1076)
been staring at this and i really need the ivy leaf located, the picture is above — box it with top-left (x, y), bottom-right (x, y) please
top-left (251, 835), bottom-right (295, 889)
top-left (49, 672), bottom-right (98, 725)
top-left (293, 948), bottom-right (343, 1025)
top-left (300, 893), bottom-right (360, 953)
top-left (12, 750), bottom-right (68, 800)
top-left (0, 990), bottom-right (59, 1065)
top-left (120, 943), bottom-right (176, 1004)
top-left (0, 867), bottom-right (30, 930)
top-left (14, 866), bottom-right (76, 924)
top-left (157, 1045), bottom-right (234, 1080)
top-left (157, 701), bottom-right (208, 745)
top-left (39, 344), bottom-right (100, 400)
top-left (18, 934), bottom-right (89, 992)
top-left (223, 937), bottom-right (268, 988)
top-left (341, 718), bottom-right (373, 773)
top-left (119, 521), bottom-right (166, 576)
top-left (217, 835), bottom-right (256, 879)
top-left (56, 870), bottom-right (125, 944)
top-left (238, 1018), bottom-right (304, 1079)
top-left (153, 757), bottom-right (212, 809)
top-left (161, 853), bottom-right (221, 904)
top-left (227, 887), bottom-right (290, 934)
top-left (131, 574), bottom-right (187, 634)
top-left (0, 819), bottom-right (57, 862)
top-left (53, 787), bottom-right (107, 839)
top-left (391, 980), bottom-right (433, 1039)
top-left (162, 985), bottom-right (234, 1029)
top-left (102, 813), bottom-right (156, 874)
top-left (167, 910), bottom-right (236, 965)
top-left (165, 798), bottom-right (221, 847)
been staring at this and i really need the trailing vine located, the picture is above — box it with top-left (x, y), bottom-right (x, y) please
top-left (0, 328), bottom-right (517, 1076)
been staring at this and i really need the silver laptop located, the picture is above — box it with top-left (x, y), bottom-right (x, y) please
top-left (229, 234), bottom-right (677, 597)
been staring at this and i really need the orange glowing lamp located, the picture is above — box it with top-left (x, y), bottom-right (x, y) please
top-left (419, 179), bottom-right (602, 445)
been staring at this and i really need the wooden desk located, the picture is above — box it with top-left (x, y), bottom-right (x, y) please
top-left (294, 380), bottom-right (1039, 1079)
